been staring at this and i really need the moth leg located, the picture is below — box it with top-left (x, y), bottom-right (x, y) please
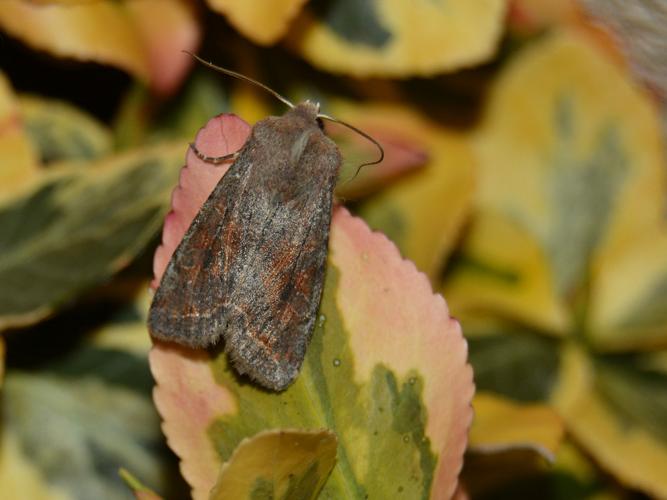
top-left (189, 143), bottom-right (239, 165)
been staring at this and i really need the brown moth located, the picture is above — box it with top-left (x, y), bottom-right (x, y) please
top-left (148, 55), bottom-right (382, 391)
top-left (148, 101), bottom-right (340, 391)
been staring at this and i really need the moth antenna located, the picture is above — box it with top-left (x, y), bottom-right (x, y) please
top-left (184, 51), bottom-right (295, 110)
top-left (318, 113), bottom-right (385, 179)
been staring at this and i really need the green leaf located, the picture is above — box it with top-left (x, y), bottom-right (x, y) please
top-left (310, 0), bottom-right (391, 48)
top-left (546, 98), bottom-right (628, 296)
top-left (1, 371), bottom-right (166, 500)
top-left (204, 266), bottom-right (437, 499)
top-left (0, 290), bottom-right (184, 499)
top-left (0, 142), bottom-right (185, 330)
top-left (19, 94), bottom-right (112, 164)
top-left (594, 353), bottom-right (667, 443)
top-left (151, 210), bottom-right (473, 500)
top-left (466, 324), bottom-right (561, 402)
top-left (114, 72), bottom-right (230, 151)
top-left (210, 429), bottom-right (337, 500)
top-left (589, 232), bottom-right (667, 349)
top-left (553, 346), bottom-right (667, 498)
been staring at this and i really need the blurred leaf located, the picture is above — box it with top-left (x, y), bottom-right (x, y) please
top-left (124, 0), bottom-right (200, 96)
top-left (112, 84), bottom-right (154, 151)
top-left (330, 112), bottom-right (428, 200)
top-left (594, 353), bottom-right (667, 444)
top-left (0, 288), bottom-right (185, 499)
top-left (119, 468), bottom-right (163, 500)
top-left (552, 345), bottom-right (667, 498)
top-left (114, 72), bottom-right (231, 151)
top-left (19, 94), bottom-right (112, 165)
top-left (590, 231), bottom-right (667, 350)
top-left (466, 324), bottom-right (561, 402)
top-left (149, 112), bottom-right (473, 500)
top-left (0, 429), bottom-right (70, 500)
top-left (206, 0), bottom-right (308, 46)
top-left (228, 86), bottom-right (273, 125)
top-left (0, 0), bottom-right (199, 94)
top-left (0, 0), bottom-right (149, 81)
top-left (444, 212), bottom-right (569, 334)
top-left (461, 448), bottom-right (551, 500)
top-left (473, 31), bottom-right (665, 302)
top-left (0, 337), bottom-right (4, 387)
top-left (287, 0), bottom-right (507, 77)
top-left (508, 0), bottom-right (579, 34)
top-left (470, 392), bottom-right (565, 462)
top-left (0, 141), bottom-right (186, 330)
top-left (0, 371), bottom-right (163, 500)
top-left (210, 429), bottom-right (337, 500)
top-left (0, 72), bottom-right (39, 201)
top-left (580, 0), bottom-right (667, 103)
top-left (463, 439), bottom-right (625, 500)
top-left (151, 71), bottom-right (231, 142)
top-left (346, 103), bottom-right (474, 280)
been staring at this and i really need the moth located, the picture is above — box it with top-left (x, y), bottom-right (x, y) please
top-left (148, 55), bottom-right (382, 391)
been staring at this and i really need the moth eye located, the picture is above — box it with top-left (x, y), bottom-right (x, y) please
top-left (316, 117), bottom-right (324, 131)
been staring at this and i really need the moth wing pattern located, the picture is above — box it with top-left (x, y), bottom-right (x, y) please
top-left (148, 154), bottom-right (249, 347)
top-left (149, 104), bottom-right (342, 390)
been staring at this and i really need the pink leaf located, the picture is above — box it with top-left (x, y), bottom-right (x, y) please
top-left (149, 114), bottom-right (473, 499)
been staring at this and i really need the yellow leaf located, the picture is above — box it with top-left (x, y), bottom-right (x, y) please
top-left (444, 211), bottom-right (569, 334)
top-left (210, 429), bottom-right (337, 500)
top-left (345, 103), bottom-right (475, 281)
top-left (0, 430), bottom-right (69, 500)
top-left (470, 392), bottom-right (565, 462)
top-left (0, 73), bottom-right (39, 201)
top-left (0, 0), bottom-right (149, 81)
top-left (552, 345), bottom-right (667, 498)
top-left (474, 30), bottom-right (665, 298)
top-left (205, 0), bottom-right (308, 46)
top-left (229, 86), bottom-right (274, 125)
top-left (287, 0), bottom-right (507, 77)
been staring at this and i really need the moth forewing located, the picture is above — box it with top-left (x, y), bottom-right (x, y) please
top-left (148, 102), bottom-right (342, 391)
